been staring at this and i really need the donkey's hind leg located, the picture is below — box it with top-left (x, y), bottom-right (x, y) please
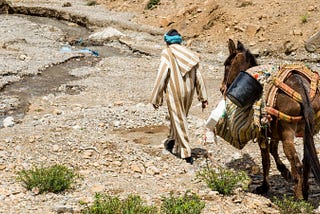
top-left (270, 140), bottom-right (292, 181)
top-left (281, 127), bottom-right (304, 200)
top-left (256, 137), bottom-right (270, 194)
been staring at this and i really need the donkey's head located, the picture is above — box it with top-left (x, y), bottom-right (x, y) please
top-left (220, 39), bottom-right (258, 96)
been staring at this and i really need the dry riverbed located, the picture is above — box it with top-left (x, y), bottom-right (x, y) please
top-left (0, 0), bottom-right (320, 213)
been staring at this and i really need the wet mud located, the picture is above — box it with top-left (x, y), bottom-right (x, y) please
top-left (0, 10), bottom-right (128, 126)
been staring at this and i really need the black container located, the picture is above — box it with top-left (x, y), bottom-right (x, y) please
top-left (226, 71), bottom-right (263, 108)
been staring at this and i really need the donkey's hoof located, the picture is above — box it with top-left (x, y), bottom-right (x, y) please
top-left (282, 171), bottom-right (292, 182)
top-left (303, 192), bottom-right (309, 201)
top-left (278, 165), bottom-right (292, 181)
top-left (256, 184), bottom-right (269, 194)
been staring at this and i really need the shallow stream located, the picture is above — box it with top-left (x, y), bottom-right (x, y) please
top-left (0, 14), bottom-right (126, 126)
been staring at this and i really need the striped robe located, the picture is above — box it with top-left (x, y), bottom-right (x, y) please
top-left (150, 44), bottom-right (208, 158)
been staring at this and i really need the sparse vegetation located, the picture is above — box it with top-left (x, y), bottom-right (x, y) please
top-left (197, 165), bottom-right (250, 195)
top-left (81, 193), bottom-right (158, 214)
top-left (17, 164), bottom-right (79, 194)
top-left (238, 1), bottom-right (253, 7)
top-left (86, 0), bottom-right (98, 6)
top-left (301, 14), bottom-right (308, 23)
top-left (81, 191), bottom-right (205, 214)
top-left (273, 195), bottom-right (314, 214)
top-left (146, 0), bottom-right (160, 10)
top-left (160, 191), bottom-right (205, 214)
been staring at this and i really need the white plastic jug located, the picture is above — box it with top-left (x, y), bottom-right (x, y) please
top-left (206, 99), bottom-right (226, 130)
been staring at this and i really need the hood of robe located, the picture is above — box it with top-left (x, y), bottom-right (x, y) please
top-left (168, 44), bottom-right (200, 76)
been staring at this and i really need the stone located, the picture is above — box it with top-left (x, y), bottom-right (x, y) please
top-left (314, 205), bottom-right (320, 214)
top-left (130, 163), bottom-right (144, 173)
top-left (305, 30), bottom-right (320, 52)
top-left (62, 2), bottom-right (72, 7)
top-left (0, 164), bottom-right (6, 170)
top-left (159, 16), bottom-right (171, 28)
top-left (52, 145), bottom-right (59, 152)
top-left (292, 28), bottom-right (303, 36)
top-left (19, 54), bottom-right (28, 61)
top-left (88, 27), bottom-right (125, 41)
top-left (236, 0), bottom-right (253, 7)
top-left (54, 205), bottom-right (74, 214)
top-left (246, 24), bottom-right (260, 37)
top-left (284, 40), bottom-right (298, 55)
top-left (113, 120), bottom-right (121, 127)
top-left (3, 116), bottom-right (14, 127)
top-left (83, 150), bottom-right (94, 159)
top-left (52, 109), bottom-right (62, 115)
top-left (146, 165), bottom-right (160, 175)
top-left (90, 184), bottom-right (105, 193)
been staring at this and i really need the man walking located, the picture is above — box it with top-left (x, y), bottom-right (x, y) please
top-left (150, 29), bottom-right (208, 164)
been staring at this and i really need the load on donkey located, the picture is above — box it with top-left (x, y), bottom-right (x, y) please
top-left (212, 39), bottom-right (320, 200)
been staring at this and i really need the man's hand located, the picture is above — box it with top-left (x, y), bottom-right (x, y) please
top-left (202, 100), bottom-right (208, 111)
top-left (153, 104), bottom-right (159, 110)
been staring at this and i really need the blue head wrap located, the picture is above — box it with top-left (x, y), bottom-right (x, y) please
top-left (164, 29), bottom-right (182, 44)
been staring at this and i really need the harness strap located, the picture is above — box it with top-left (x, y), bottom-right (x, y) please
top-left (265, 106), bottom-right (302, 122)
top-left (273, 78), bottom-right (302, 103)
top-left (266, 106), bottom-right (320, 123)
top-left (265, 64), bottom-right (319, 122)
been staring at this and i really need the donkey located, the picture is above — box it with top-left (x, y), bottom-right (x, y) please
top-left (218, 39), bottom-right (320, 200)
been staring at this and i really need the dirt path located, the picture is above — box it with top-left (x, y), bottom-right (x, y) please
top-left (0, 0), bottom-right (320, 213)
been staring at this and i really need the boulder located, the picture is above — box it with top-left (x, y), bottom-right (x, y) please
top-left (305, 30), bottom-right (320, 52)
top-left (88, 27), bottom-right (125, 41)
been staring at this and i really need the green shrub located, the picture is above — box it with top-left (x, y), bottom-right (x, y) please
top-left (17, 164), bottom-right (78, 194)
top-left (86, 0), bottom-right (98, 6)
top-left (82, 193), bottom-right (158, 214)
top-left (301, 14), bottom-right (308, 23)
top-left (146, 0), bottom-right (160, 10)
top-left (273, 195), bottom-right (314, 214)
top-left (197, 166), bottom-right (250, 195)
top-left (160, 191), bottom-right (205, 214)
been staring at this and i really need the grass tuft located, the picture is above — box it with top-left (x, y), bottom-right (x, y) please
top-left (301, 14), bottom-right (308, 23)
top-left (160, 190), bottom-right (205, 214)
top-left (82, 191), bottom-right (205, 214)
top-left (17, 164), bottom-right (79, 194)
top-left (82, 193), bottom-right (158, 214)
top-left (86, 0), bottom-right (98, 6)
top-left (197, 165), bottom-right (250, 195)
top-left (273, 194), bottom-right (314, 214)
top-left (146, 0), bottom-right (160, 10)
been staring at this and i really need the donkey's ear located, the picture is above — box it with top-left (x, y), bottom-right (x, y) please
top-left (237, 41), bottom-right (245, 51)
top-left (228, 39), bottom-right (236, 54)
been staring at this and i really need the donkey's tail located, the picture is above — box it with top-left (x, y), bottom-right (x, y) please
top-left (300, 76), bottom-right (320, 184)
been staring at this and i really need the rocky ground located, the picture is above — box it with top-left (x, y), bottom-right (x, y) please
top-left (100, 0), bottom-right (320, 57)
top-left (0, 0), bottom-right (320, 213)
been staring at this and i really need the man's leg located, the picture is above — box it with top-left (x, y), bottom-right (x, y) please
top-left (164, 121), bottom-right (175, 153)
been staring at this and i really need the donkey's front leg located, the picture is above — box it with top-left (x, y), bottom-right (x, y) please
top-left (256, 138), bottom-right (270, 194)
